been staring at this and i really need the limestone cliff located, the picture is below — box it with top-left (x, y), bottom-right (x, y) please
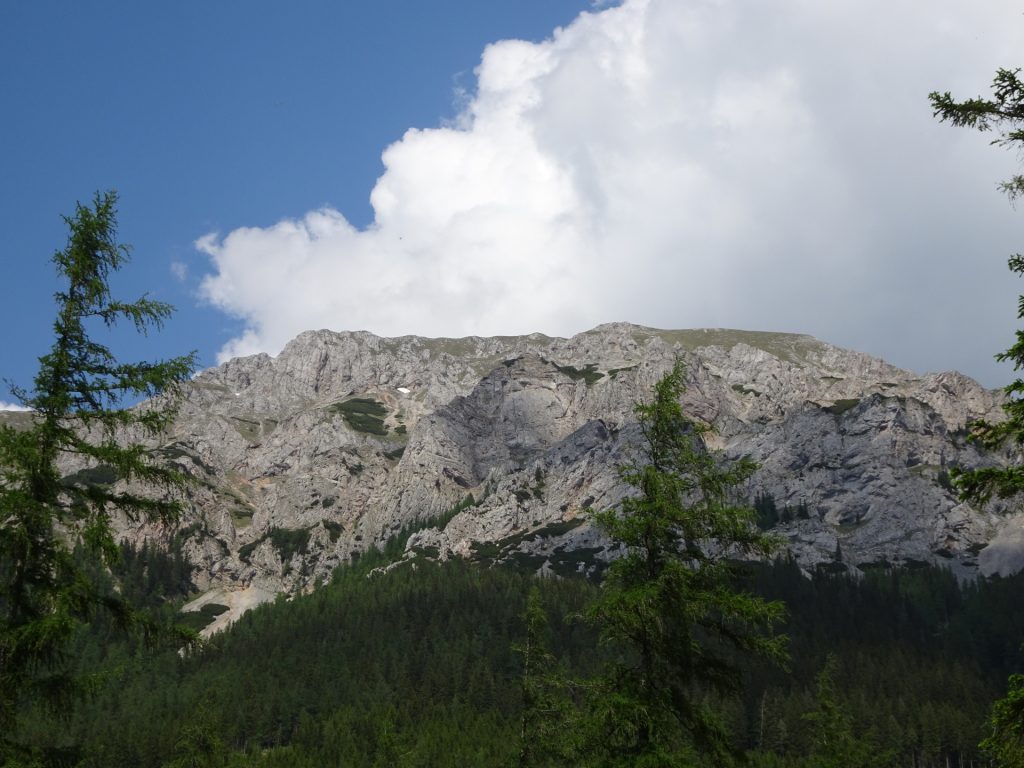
top-left (51, 323), bottom-right (1023, 619)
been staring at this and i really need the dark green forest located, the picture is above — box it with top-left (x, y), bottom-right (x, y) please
top-left (18, 539), bottom-right (1023, 767)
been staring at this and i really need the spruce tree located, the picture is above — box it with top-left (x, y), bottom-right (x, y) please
top-left (515, 587), bottom-right (577, 767)
top-left (802, 655), bottom-right (873, 768)
top-left (584, 361), bottom-right (786, 766)
top-left (980, 674), bottom-right (1024, 768)
top-left (931, 68), bottom-right (1024, 767)
top-left (929, 69), bottom-right (1024, 503)
top-left (0, 191), bottom-right (195, 764)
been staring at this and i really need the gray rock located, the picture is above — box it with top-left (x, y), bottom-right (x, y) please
top-left (93, 323), bottom-right (1018, 610)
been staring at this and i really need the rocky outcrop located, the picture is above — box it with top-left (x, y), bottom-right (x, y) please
top-left (88, 323), bottom-right (1020, 606)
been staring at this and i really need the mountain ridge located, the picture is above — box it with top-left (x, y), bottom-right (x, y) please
top-left (18, 322), bottom-right (1020, 633)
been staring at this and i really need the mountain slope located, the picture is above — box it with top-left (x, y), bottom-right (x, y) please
top-left (59, 323), bottom-right (1021, 618)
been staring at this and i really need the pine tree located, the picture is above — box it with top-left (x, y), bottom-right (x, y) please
top-left (584, 361), bottom-right (786, 766)
top-left (0, 191), bottom-right (195, 764)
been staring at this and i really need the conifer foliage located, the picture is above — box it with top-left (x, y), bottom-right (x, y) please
top-left (516, 587), bottom-right (578, 768)
top-left (981, 674), bottom-right (1024, 768)
top-left (931, 68), bottom-right (1024, 765)
top-left (0, 191), bottom-right (195, 764)
top-left (930, 69), bottom-right (1024, 503)
top-left (585, 361), bottom-right (786, 765)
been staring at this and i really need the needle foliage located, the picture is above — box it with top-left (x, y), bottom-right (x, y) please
top-left (584, 361), bottom-right (786, 766)
top-left (0, 191), bottom-right (195, 765)
top-left (931, 67), bottom-right (1024, 767)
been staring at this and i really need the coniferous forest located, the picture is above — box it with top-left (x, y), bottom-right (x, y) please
top-left (14, 538), bottom-right (1023, 767)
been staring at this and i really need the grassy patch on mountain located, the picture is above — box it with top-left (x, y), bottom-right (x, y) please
top-left (238, 526), bottom-right (313, 565)
top-left (179, 602), bottom-right (230, 632)
top-left (152, 442), bottom-right (217, 475)
top-left (731, 383), bottom-right (762, 396)
top-left (622, 327), bottom-right (824, 365)
top-left (331, 398), bottom-right (389, 435)
top-left (0, 410), bottom-right (36, 431)
top-left (550, 361), bottom-right (604, 386)
top-left (468, 517), bottom-right (591, 570)
top-left (608, 365), bottom-right (637, 380)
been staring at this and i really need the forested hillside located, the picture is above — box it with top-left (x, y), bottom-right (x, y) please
top-left (21, 544), bottom-right (1023, 767)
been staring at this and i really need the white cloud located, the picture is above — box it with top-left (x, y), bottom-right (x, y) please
top-left (197, 0), bottom-right (1024, 386)
top-left (170, 261), bottom-right (188, 282)
top-left (0, 401), bottom-right (32, 412)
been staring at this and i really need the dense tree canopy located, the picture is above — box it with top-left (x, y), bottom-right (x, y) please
top-left (14, 550), bottom-right (1015, 768)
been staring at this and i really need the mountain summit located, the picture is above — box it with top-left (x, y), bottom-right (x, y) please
top-left (52, 323), bottom-right (1020, 631)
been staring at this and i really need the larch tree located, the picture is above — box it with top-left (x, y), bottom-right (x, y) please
top-left (0, 191), bottom-right (195, 765)
top-left (584, 361), bottom-right (786, 766)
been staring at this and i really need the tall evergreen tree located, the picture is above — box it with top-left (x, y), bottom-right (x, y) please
top-left (930, 69), bottom-right (1024, 502)
top-left (801, 655), bottom-right (872, 768)
top-left (931, 67), bottom-right (1024, 768)
top-left (0, 191), bottom-right (195, 765)
top-left (515, 587), bottom-right (577, 768)
top-left (981, 674), bottom-right (1024, 768)
top-left (584, 361), bottom-right (786, 766)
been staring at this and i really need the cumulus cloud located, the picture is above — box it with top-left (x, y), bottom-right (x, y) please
top-left (0, 401), bottom-right (32, 412)
top-left (170, 261), bottom-right (188, 282)
top-left (198, 0), bottom-right (1024, 385)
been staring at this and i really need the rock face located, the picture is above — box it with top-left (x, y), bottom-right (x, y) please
top-left (93, 323), bottom-right (1022, 603)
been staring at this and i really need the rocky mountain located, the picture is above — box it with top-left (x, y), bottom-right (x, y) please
top-left (30, 323), bottom-right (1024, 630)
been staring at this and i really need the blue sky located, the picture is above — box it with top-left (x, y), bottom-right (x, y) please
top-left (2, 0), bottom-right (1023, 405)
top-left (0, 0), bottom-right (587, 399)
